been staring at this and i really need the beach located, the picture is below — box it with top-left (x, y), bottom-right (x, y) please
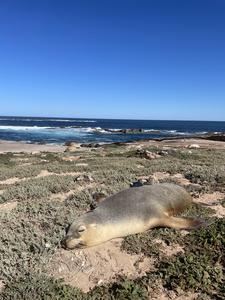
top-left (0, 136), bottom-right (224, 299)
top-left (1, 136), bottom-right (225, 153)
top-left (0, 140), bottom-right (66, 153)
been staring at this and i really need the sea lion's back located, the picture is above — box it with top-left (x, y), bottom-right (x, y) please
top-left (96, 183), bottom-right (191, 222)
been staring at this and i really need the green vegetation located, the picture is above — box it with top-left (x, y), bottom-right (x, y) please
top-left (1, 175), bottom-right (78, 202)
top-left (0, 145), bottom-right (224, 299)
top-left (0, 153), bottom-right (15, 167)
top-left (158, 218), bottom-right (225, 298)
top-left (0, 276), bottom-right (84, 300)
top-left (0, 200), bottom-right (77, 282)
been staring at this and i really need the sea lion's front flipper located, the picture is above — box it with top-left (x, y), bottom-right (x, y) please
top-left (160, 216), bottom-right (206, 230)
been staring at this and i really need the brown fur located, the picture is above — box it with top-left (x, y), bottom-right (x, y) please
top-left (64, 183), bottom-right (203, 249)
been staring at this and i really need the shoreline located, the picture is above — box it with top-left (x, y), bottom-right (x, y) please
top-left (1, 134), bottom-right (225, 153)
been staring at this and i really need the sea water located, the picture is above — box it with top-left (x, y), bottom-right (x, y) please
top-left (0, 116), bottom-right (224, 144)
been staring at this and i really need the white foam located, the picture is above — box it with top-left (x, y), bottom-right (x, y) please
top-left (0, 125), bottom-right (51, 131)
top-left (82, 127), bottom-right (112, 134)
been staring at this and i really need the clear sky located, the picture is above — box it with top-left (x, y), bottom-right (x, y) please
top-left (0, 0), bottom-right (225, 120)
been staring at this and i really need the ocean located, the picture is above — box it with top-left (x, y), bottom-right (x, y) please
top-left (0, 116), bottom-right (224, 144)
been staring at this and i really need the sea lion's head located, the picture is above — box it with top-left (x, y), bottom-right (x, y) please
top-left (63, 217), bottom-right (99, 249)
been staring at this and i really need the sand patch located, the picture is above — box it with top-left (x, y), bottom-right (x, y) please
top-left (154, 239), bottom-right (184, 257)
top-left (50, 183), bottom-right (96, 202)
top-left (194, 192), bottom-right (225, 218)
top-left (11, 157), bottom-right (30, 162)
top-left (0, 140), bottom-right (65, 153)
top-left (36, 170), bottom-right (82, 178)
top-left (0, 280), bottom-right (5, 293)
top-left (130, 138), bottom-right (225, 150)
top-left (164, 291), bottom-right (199, 300)
top-left (138, 172), bottom-right (191, 186)
top-left (48, 238), bottom-right (154, 292)
top-left (19, 162), bottom-right (33, 166)
top-left (62, 156), bottom-right (81, 162)
top-left (195, 192), bottom-right (224, 205)
top-left (170, 173), bottom-right (191, 186)
top-left (0, 177), bottom-right (20, 185)
top-left (50, 190), bottom-right (75, 202)
top-left (0, 201), bottom-right (18, 212)
top-left (36, 169), bottom-right (52, 177)
top-left (75, 163), bottom-right (88, 167)
top-left (0, 170), bottom-right (83, 186)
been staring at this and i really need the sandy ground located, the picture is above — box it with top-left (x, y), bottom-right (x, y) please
top-left (194, 192), bottom-right (225, 218)
top-left (1, 138), bottom-right (225, 153)
top-left (48, 238), bottom-right (154, 292)
top-left (132, 137), bottom-right (225, 149)
top-left (0, 140), bottom-right (65, 153)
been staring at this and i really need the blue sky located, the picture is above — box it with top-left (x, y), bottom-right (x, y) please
top-left (0, 0), bottom-right (225, 120)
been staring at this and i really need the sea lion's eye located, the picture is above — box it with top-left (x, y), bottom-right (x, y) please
top-left (78, 225), bottom-right (86, 233)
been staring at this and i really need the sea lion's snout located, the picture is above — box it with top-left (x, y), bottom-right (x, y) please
top-left (65, 237), bottom-right (79, 249)
top-left (62, 235), bottom-right (86, 249)
top-left (62, 223), bottom-right (88, 249)
top-left (62, 219), bottom-right (100, 249)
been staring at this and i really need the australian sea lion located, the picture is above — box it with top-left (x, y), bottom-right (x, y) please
top-left (64, 183), bottom-right (203, 249)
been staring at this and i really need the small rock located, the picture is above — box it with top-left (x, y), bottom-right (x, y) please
top-left (0, 280), bottom-right (5, 292)
top-left (136, 149), bottom-right (161, 160)
top-left (75, 174), bottom-right (94, 182)
top-left (62, 156), bottom-right (81, 162)
top-left (119, 128), bottom-right (144, 134)
top-left (157, 150), bottom-right (169, 156)
top-left (64, 142), bottom-right (81, 152)
top-left (31, 151), bottom-right (40, 155)
top-left (187, 144), bottom-right (200, 149)
top-left (45, 243), bottom-right (51, 248)
top-left (130, 181), bottom-right (144, 187)
top-left (147, 175), bottom-right (160, 184)
top-left (130, 175), bottom-right (158, 187)
top-left (81, 143), bottom-right (101, 148)
top-left (65, 141), bottom-right (81, 147)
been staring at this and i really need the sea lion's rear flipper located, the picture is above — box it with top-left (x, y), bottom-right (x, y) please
top-left (160, 216), bottom-right (206, 230)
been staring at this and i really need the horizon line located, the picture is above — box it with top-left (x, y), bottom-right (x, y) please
top-left (0, 115), bottom-right (225, 123)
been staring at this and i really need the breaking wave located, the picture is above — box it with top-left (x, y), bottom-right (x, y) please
top-left (1, 116), bottom-right (222, 144)
top-left (0, 117), bottom-right (96, 123)
top-left (0, 125), bottom-right (209, 136)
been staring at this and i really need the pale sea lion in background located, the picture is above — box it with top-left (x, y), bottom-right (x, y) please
top-left (64, 183), bottom-right (203, 249)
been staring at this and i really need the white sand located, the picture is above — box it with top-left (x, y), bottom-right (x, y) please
top-left (0, 140), bottom-right (65, 153)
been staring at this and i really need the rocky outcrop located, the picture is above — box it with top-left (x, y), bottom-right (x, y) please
top-left (80, 143), bottom-right (101, 148)
top-left (104, 128), bottom-right (145, 134)
top-left (201, 133), bottom-right (225, 142)
top-left (136, 149), bottom-right (161, 160)
top-left (62, 156), bottom-right (81, 162)
top-left (187, 144), bottom-right (200, 149)
top-left (64, 142), bottom-right (81, 152)
top-left (119, 128), bottom-right (144, 134)
top-left (75, 174), bottom-right (94, 182)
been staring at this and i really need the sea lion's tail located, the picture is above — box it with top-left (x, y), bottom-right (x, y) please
top-left (160, 216), bottom-right (206, 230)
